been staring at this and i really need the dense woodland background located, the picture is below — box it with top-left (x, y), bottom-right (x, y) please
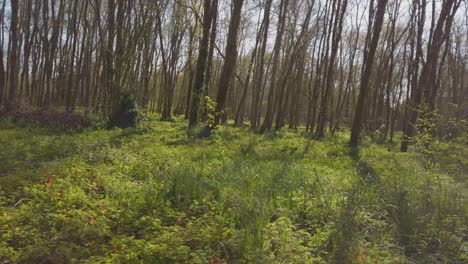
top-left (0, 0), bottom-right (467, 146)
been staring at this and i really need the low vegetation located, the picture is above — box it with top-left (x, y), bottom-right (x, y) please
top-left (0, 116), bottom-right (466, 263)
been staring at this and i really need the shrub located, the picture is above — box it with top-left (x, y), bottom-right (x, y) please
top-left (108, 93), bottom-right (141, 129)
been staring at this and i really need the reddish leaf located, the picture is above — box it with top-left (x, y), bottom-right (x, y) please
top-left (44, 175), bottom-right (54, 186)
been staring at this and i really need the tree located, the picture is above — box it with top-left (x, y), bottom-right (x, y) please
top-left (350, 0), bottom-right (389, 147)
top-left (250, 0), bottom-right (273, 130)
top-left (6, 0), bottom-right (19, 111)
top-left (188, 0), bottom-right (218, 128)
top-left (259, 0), bottom-right (288, 134)
top-left (316, 0), bottom-right (348, 138)
top-left (204, 0), bottom-right (244, 135)
top-left (401, 0), bottom-right (462, 152)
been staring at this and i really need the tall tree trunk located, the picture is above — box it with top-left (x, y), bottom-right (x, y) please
top-left (250, 0), bottom-right (272, 130)
top-left (0, 0), bottom-right (6, 108)
top-left (188, 0), bottom-right (218, 127)
top-left (259, 0), bottom-right (288, 133)
top-left (316, 0), bottom-right (348, 138)
top-left (205, 0), bottom-right (244, 135)
top-left (401, 0), bottom-right (461, 151)
top-left (6, 0), bottom-right (19, 111)
top-left (350, 0), bottom-right (389, 147)
top-left (234, 14), bottom-right (264, 126)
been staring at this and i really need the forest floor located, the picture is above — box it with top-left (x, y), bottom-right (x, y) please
top-left (0, 115), bottom-right (467, 263)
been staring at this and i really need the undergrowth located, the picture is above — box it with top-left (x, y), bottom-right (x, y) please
top-left (0, 115), bottom-right (466, 263)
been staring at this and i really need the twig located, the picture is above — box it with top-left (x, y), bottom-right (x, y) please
top-left (12, 198), bottom-right (33, 208)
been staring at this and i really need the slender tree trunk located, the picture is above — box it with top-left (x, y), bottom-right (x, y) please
top-left (205, 0), bottom-right (244, 135)
top-left (6, 0), bottom-right (19, 111)
top-left (401, 0), bottom-right (461, 151)
top-left (350, 0), bottom-right (389, 147)
top-left (0, 0), bottom-right (6, 108)
top-left (259, 0), bottom-right (288, 133)
top-left (188, 0), bottom-right (218, 127)
top-left (250, 0), bottom-right (272, 130)
top-left (316, 0), bottom-right (348, 138)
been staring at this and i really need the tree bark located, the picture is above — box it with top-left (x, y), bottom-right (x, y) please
top-left (205, 0), bottom-right (244, 134)
top-left (6, 0), bottom-right (19, 111)
top-left (350, 0), bottom-right (389, 147)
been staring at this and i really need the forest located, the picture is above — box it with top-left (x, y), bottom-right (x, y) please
top-left (0, 0), bottom-right (467, 263)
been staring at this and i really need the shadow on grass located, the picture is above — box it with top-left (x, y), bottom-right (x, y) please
top-left (350, 147), bottom-right (380, 186)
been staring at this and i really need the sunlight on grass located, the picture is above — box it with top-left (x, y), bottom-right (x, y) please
top-left (0, 115), bottom-right (466, 263)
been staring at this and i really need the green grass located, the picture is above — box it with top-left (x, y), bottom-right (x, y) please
top-left (0, 116), bottom-right (466, 263)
